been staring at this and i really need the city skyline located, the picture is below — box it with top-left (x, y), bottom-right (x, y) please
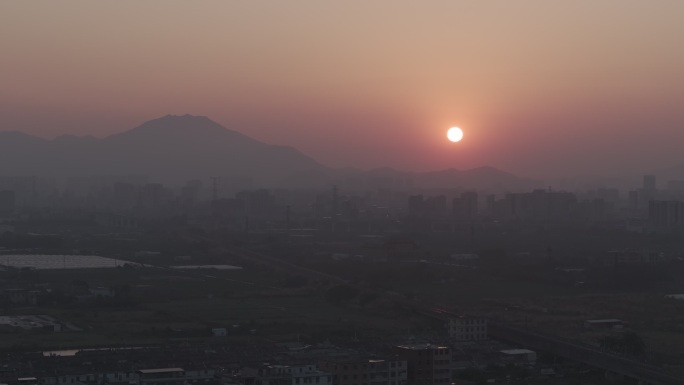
top-left (3, 3), bottom-right (684, 380)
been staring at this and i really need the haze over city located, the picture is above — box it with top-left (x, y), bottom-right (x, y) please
top-left (4, 3), bottom-right (684, 384)
top-left (3, 1), bottom-right (684, 178)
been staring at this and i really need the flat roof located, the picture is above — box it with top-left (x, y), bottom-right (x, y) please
top-left (584, 319), bottom-right (622, 323)
top-left (137, 368), bottom-right (184, 374)
top-left (500, 349), bottom-right (535, 355)
top-left (396, 344), bottom-right (448, 350)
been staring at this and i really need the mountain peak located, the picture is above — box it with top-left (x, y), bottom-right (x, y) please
top-left (466, 165), bottom-right (513, 176)
top-left (133, 114), bottom-right (221, 132)
top-left (106, 114), bottom-right (254, 145)
top-left (157, 114), bottom-right (212, 122)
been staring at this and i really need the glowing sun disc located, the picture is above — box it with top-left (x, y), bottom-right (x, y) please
top-left (447, 127), bottom-right (463, 142)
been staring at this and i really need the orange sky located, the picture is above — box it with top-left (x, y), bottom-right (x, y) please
top-left (2, 1), bottom-right (684, 177)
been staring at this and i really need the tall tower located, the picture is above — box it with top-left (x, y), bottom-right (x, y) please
top-left (640, 175), bottom-right (657, 212)
top-left (210, 177), bottom-right (219, 202)
top-left (332, 185), bottom-right (339, 216)
top-left (643, 175), bottom-right (656, 191)
top-left (285, 205), bottom-right (291, 232)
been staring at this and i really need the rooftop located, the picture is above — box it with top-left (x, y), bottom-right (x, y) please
top-left (395, 344), bottom-right (448, 350)
top-left (500, 349), bottom-right (535, 355)
top-left (137, 368), bottom-right (184, 374)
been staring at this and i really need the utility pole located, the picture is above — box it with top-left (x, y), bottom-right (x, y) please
top-left (286, 205), bottom-right (291, 233)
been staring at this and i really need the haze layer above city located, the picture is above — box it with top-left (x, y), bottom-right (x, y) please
top-left (7, 3), bottom-right (684, 384)
top-left (3, 1), bottom-right (684, 180)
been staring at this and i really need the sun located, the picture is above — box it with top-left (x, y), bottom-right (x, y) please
top-left (447, 127), bottom-right (463, 142)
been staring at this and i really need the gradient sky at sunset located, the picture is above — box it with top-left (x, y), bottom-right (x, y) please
top-left (2, 1), bottom-right (684, 178)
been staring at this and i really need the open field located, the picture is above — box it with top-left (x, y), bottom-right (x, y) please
top-left (4, 246), bottom-right (684, 366)
top-left (0, 265), bottom-right (421, 351)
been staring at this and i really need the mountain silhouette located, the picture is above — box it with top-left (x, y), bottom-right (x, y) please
top-left (0, 114), bottom-right (325, 185)
top-left (0, 114), bottom-right (536, 190)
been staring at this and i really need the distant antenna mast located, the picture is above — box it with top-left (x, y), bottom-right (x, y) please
top-left (286, 205), bottom-right (291, 232)
top-left (333, 185), bottom-right (339, 215)
top-left (211, 177), bottom-right (219, 202)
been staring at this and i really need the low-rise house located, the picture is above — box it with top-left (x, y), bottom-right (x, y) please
top-left (184, 369), bottom-right (216, 384)
top-left (241, 364), bottom-right (332, 385)
top-left (583, 319), bottom-right (624, 330)
top-left (5, 289), bottom-right (37, 305)
top-left (393, 344), bottom-right (451, 385)
top-left (599, 250), bottom-right (663, 266)
top-left (499, 349), bottom-right (536, 366)
top-left (449, 254), bottom-right (479, 262)
top-left (136, 368), bottom-right (186, 385)
top-left (102, 371), bottom-right (138, 385)
top-left (319, 357), bottom-right (407, 385)
top-left (89, 287), bottom-right (115, 298)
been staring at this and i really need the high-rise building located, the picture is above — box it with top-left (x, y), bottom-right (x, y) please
top-left (485, 194), bottom-right (496, 216)
top-left (639, 175), bottom-right (659, 211)
top-left (667, 180), bottom-right (684, 192)
top-left (453, 191), bottom-right (478, 221)
top-left (628, 190), bottom-right (639, 211)
top-left (643, 175), bottom-right (657, 190)
top-left (408, 195), bottom-right (424, 217)
top-left (0, 190), bottom-right (16, 213)
top-left (595, 188), bottom-right (620, 203)
top-left (425, 195), bottom-right (447, 218)
top-left (649, 200), bottom-right (684, 229)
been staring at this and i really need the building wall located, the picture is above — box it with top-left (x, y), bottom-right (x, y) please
top-left (319, 359), bottom-right (406, 385)
top-left (448, 318), bottom-right (487, 341)
top-left (243, 365), bottom-right (331, 385)
top-left (393, 345), bottom-right (451, 385)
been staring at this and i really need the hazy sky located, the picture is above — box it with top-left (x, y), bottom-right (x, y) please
top-left (2, 1), bottom-right (684, 177)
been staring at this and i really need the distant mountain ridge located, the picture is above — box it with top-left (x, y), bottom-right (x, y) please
top-left (325, 165), bottom-right (539, 191)
top-left (0, 114), bottom-right (538, 190)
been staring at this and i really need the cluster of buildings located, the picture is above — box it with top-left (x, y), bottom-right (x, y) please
top-left (4, 172), bottom-right (684, 236)
top-left (408, 189), bottom-right (605, 225)
top-left (1, 367), bottom-right (216, 385)
top-left (0, 328), bottom-right (553, 385)
top-left (403, 174), bottom-right (684, 235)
